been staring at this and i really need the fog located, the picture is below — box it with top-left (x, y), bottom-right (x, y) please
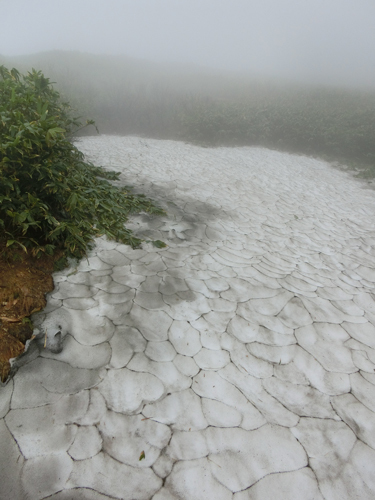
top-left (1, 0), bottom-right (375, 88)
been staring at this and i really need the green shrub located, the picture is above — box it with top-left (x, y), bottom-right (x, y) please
top-left (0, 66), bottom-right (165, 259)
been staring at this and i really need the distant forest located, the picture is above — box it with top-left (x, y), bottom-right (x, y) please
top-left (1, 51), bottom-right (374, 177)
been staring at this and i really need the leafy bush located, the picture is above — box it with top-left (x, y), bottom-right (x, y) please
top-left (0, 66), bottom-right (165, 259)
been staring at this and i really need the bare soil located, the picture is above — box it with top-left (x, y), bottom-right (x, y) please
top-left (0, 245), bottom-right (59, 382)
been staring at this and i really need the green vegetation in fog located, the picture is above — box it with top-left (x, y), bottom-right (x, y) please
top-left (0, 66), bottom-right (165, 260)
top-left (183, 88), bottom-right (375, 177)
top-left (3, 51), bottom-right (374, 178)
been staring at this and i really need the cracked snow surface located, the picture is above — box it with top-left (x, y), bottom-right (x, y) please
top-left (1, 135), bottom-right (375, 500)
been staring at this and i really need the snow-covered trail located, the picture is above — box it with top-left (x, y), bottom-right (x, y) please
top-left (1, 135), bottom-right (375, 499)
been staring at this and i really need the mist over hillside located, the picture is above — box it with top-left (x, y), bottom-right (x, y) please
top-left (1, 50), bottom-right (375, 177)
top-left (2, 0), bottom-right (375, 89)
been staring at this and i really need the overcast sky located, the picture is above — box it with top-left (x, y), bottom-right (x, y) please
top-left (1, 0), bottom-right (375, 87)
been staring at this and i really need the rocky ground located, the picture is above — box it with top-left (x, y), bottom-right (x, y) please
top-left (1, 135), bottom-right (375, 499)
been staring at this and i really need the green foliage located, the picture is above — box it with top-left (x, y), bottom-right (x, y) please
top-left (0, 66), bottom-right (165, 258)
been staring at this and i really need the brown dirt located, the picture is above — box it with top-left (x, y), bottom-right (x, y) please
top-left (0, 245), bottom-right (60, 382)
